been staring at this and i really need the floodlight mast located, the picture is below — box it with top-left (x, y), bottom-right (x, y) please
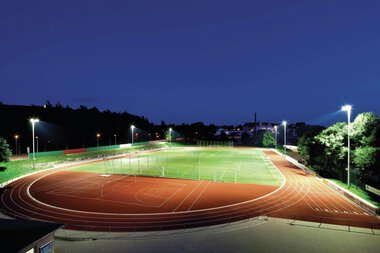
top-left (131, 125), bottom-right (135, 145)
top-left (282, 121), bottom-right (287, 156)
top-left (169, 128), bottom-right (172, 144)
top-left (341, 105), bottom-right (352, 188)
top-left (14, 135), bottom-right (19, 155)
top-left (30, 118), bottom-right (39, 169)
top-left (96, 133), bottom-right (100, 147)
top-left (274, 125), bottom-right (278, 149)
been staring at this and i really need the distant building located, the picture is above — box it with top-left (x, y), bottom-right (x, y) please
top-left (243, 122), bottom-right (276, 133)
top-left (214, 121), bottom-right (305, 143)
top-left (243, 121), bottom-right (303, 138)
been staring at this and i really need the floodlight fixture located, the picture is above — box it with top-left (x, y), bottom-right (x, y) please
top-left (131, 125), bottom-right (135, 144)
top-left (282, 121), bottom-right (287, 156)
top-left (30, 118), bottom-right (39, 124)
top-left (341, 105), bottom-right (352, 112)
top-left (14, 135), bottom-right (19, 155)
top-left (96, 133), bottom-right (101, 147)
top-left (29, 118), bottom-right (39, 168)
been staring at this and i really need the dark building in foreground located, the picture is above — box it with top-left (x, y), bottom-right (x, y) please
top-left (0, 218), bottom-right (62, 253)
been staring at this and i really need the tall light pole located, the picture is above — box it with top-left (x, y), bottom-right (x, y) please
top-left (14, 135), bottom-right (19, 155)
top-left (131, 125), bottom-right (135, 145)
top-left (341, 105), bottom-right (352, 188)
top-left (114, 134), bottom-right (117, 145)
top-left (96, 133), bottom-right (100, 147)
top-left (36, 136), bottom-right (39, 153)
top-left (30, 118), bottom-right (39, 169)
top-left (169, 128), bottom-right (172, 145)
top-left (274, 125), bottom-right (278, 149)
top-left (282, 121), bottom-right (287, 156)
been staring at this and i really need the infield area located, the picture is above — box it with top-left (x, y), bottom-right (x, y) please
top-left (68, 147), bottom-right (283, 185)
top-left (1, 147), bottom-right (379, 232)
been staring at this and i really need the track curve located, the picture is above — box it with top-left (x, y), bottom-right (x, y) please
top-left (1, 150), bottom-right (379, 231)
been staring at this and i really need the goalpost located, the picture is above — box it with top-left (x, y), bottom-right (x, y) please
top-left (197, 140), bottom-right (233, 148)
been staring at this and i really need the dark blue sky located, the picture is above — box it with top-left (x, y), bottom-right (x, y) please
top-left (1, 1), bottom-right (379, 125)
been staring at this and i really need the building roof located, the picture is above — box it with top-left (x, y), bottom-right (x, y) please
top-left (0, 218), bottom-right (63, 252)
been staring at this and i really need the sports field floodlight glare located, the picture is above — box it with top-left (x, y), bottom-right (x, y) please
top-left (114, 134), bottom-right (117, 145)
top-left (96, 133), bottom-right (101, 147)
top-left (341, 104), bottom-right (352, 188)
top-left (14, 135), bottom-right (19, 155)
top-left (29, 118), bottom-right (39, 168)
top-left (282, 121), bottom-right (287, 156)
top-left (131, 125), bottom-right (135, 144)
top-left (169, 128), bottom-right (173, 144)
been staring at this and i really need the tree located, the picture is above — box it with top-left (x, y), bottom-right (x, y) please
top-left (298, 134), bottom-right (312, 160)
top-left (297, 126), bottom-right (325, 165)
top-left (353, 147), bottom-right (377, 172)
top-left (165, 129), bottom-right (171, 142)
top-left (350, 112), bottom-right (380, 186)
top-left (314, 122), bottom-right (347, 177)
top-left (262, 131), bottom-right (276, 148)
top-left (315, 122), bottom-right (346, 159)
top-left (351, 112), bottom-right (380, 147)
top-left (0, 136), bottom-right (12, 163)
top-left (353, 147), bottom-right (378, 188)
top-left (307, 112), bottom-right (380, 184)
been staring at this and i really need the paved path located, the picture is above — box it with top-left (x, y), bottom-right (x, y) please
top-left (54, 217), bottom-right (380, 253)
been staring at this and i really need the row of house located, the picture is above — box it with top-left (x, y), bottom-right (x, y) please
top-left (215, 121), bottom-right (303, 139)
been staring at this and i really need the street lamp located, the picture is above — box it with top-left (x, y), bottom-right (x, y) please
top-left (30, 118), bottom-right (39, 169)
top-left (96, 133), bottom-right (100, 147)
top-left (274, 125), bottom-right (278, 149)
top-left (169, 128), bottom-right (172, 144)
top-left (36, 136), bottom-right (39, 153)
top-left (114, 134), bottom-right (117, 145)
top-left (341, 104), bottom-right (352, 188)
top-left (282, 121), bottom-right (287, 156)
top-left (131, 125), bottom-right (135, 145)
top-left (14, 135), bottom-right (19, 155)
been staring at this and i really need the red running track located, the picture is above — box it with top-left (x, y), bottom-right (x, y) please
top-left (1, 150), bottom-right (379, 231)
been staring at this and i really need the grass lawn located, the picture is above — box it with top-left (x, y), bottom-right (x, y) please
top-left (328, 179), bottom-right (379, 207)
top-left (69, 147), bottom-right (283, 186)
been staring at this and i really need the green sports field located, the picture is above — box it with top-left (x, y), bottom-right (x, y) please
top-left (68, 147), bottom-right (283, 186)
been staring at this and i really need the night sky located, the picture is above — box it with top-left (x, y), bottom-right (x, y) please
top-left (1, 1), bottom-right (379, 126)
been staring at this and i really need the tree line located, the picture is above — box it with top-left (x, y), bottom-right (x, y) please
top-left (0, 102), bottom-right (221, 155)
top-left (297, 112), bottom-right (380, 189)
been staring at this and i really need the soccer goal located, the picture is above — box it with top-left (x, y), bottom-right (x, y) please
top-left (196, 140), bottom-right (233, 148)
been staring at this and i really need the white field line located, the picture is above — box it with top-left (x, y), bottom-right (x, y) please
top-left (23, 161), bottom-right (287, 216)
top-left (187, 181), bottom-right (212, 211)
top-left (172, 181), bottom-right (204, 212)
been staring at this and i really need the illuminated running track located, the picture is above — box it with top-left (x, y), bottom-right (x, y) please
top-left (1, 150), bottom-right (379, 231)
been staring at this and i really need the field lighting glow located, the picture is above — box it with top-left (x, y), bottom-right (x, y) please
top-left (341, 105), bottom-right (352, 112)
top-left (30, 118), bottom-right (39, 123)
